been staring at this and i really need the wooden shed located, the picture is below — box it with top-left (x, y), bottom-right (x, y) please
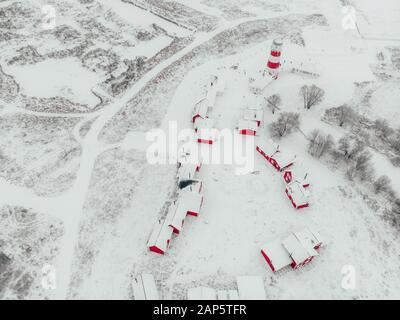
top-left (192, 98), bottom-right (209, 123)
top-left (243, 108), bottom-right (264, 126)
top-left (282, 233), bottom-right (318, 269)
top-left (194, 117), bottom-right (216, 144)
top-left (147, 220), bottom-right (174, 255)
top-left (261, 239), bottom-right (292, 273)
top-left (285, 180), bottom-right (309, 209)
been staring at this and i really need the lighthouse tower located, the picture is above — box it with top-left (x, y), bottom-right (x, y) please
top-left (267, 39), bottom-right (283, 79)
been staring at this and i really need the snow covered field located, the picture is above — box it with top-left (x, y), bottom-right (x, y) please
top-left (0, 0), bottom-right (399, 300)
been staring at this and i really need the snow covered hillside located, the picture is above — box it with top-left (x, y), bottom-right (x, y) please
top-left (0, 0), bottom-right (399, 300)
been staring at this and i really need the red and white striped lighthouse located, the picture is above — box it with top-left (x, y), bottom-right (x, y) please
top-left (267, 39), bottom-right (283, 79)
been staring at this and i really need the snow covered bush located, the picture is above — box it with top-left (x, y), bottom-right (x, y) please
top-left (308, 129), bottom-right (334, 158)
top-left (265, 94), bottom-right (282, 114)
top-left (269, 112), bottom-right (300, 138)
top-left (299, 84), bottom-right (325, 109)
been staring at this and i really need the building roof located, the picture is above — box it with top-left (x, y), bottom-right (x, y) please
top-left (195, 118), bottom-right (216, 140)
top-left (243, 108), bottom-right (263, 122)
top-left (256, 139), bottom-right (279, 157)
top-left (147, 220), bottom-right (174, 253)
top-left (283, 164), bottom-right (309, 183)
top-left (294, 229), bottom-right (323, 254)
top-left (179, 191), bottom-right (203, 214)
top-left (177, 163), bottom-right (197, 182)
top-left (238, 120), bottom-right (258, 131)
top-left (236, 276), bottom-right (266, 300)
top-left (272, 151), bottom-right (296, 167)
top-left (286, 181), bottom-right (309, 206)
top-left (168, 205), bottom-right (187, 233)
top-left (192, 98), bottom-right (209, 119)
top-left (261, 239), bottom-right (292, 271)
top-left (282, 233), bottom-right (318, 265)
top-left (188, 286), bottom-right (217, 300)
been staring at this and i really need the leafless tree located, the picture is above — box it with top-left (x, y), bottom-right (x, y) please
top-left (337, 136), bottom-right (365, 160)
top-left (308, 129), bottom-right (334, 158)
top-left (300, 84), bottom-right (325, 109)
top-left (354, 150), bottom-right (375, 181)
top-left (373, 175), bottom-right (392, 195)
top-left (265, 94), bottom-right (282, 114)
top-left (374, 119), bottom-right (394, 140)
top-left (337, 104), bottom-right (356, 127)
top-left (269, 112), bottom-right (300, 138)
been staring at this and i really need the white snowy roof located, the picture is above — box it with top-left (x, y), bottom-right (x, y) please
top-left (261, 239), bottom-right (293, 271)
top-left (236, 276), bottom-right (266, 300)
top-left (187, 286), bottom-right (217, 300)
top-left (196, 118), bottom-right (216, 141)
top-left (238, 120), bottom-right (258, 131)
top-left (179, 191), bottom-right (203, 215)
top-left (194, 117), bottom-right (215, 130)
top-left (147, 220), bottom-right (174, 253)
top-left (284, 164), bottom-right (309, 183)
top-left (286, 181), bottom-right (309, 206)
top-left (243, 108), bottom-right (263, 122)
top-left (131, 273), bottom-right (159, 300)
top-left (168, 205), bottom-right (187, 233)
top-left (177, 163), bottom-right (198, 182)
top-left (282, 233), bottom-right (317, 265)
top-left (296, 227), bottom-right (325, 249)
top-left (272, 151), bottom-right (296, 167)
top-left (256, 139), bottom-right (279, 157)
top-left (294, 229), bottom-right (323, 254)
top-left (192, 98), bottom-right (209, 119)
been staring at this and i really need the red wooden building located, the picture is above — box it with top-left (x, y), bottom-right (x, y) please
top-left (238, 120), bottom-right (258, 136)
top-left (283, 165), bottom-right (310, 188)
top-left (147, 220), bottom-right (174, 255)
top-left (285, 180), bottom-right (309, 209)
top-left (256, 140), bottom-right (279, 162)
top-left (269, 151), bottom-right (296, 172)
top-left (192, 98), bottom-right (209, 123)
top-left (261, 228), bottom-right (324, 272)
top-left (194, 118), bottom-right (216, 144)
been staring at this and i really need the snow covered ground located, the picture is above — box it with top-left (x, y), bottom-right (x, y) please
top-left (0, 0), bottom-right (399, 300)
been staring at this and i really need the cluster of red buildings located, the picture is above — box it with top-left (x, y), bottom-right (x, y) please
top-left (261, 228), bottom-right (324, 272)
top-left (256, 140), bottom-right (311, 209)
top-left (191, 75), bottom-right (225, 145)
top-left (148, 161), bottom-right (204, 255)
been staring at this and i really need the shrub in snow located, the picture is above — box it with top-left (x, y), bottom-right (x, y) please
top-left (374, 119), bottom-right (394, 140)
top-left (265, 94), bottom-right (282, 114)
top-left (389, 129), bottom-right (400, 153)
top-left (299, 84), bottom-right (325, 109)
top-left (353, 150), bottom-right (375, 182)
top-left (308, 129), bottom-right (334, 158)
top-left (337, 136), bottom-right (366, 160)
top-left (373, 175), bottom-right (394, 196)
top-left (269, 112), bottom-right (300, 139)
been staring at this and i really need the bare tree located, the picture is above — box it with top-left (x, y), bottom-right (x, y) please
top-left (354, 150), bottom-right (375, 181)
top-left (337, 104), bottom-right (356, 127)
top-left (300, 84), bottom-right (325, 109)
top-left (269, 112), bottom-right (300, 138)
top-left (374, 119), bottom-right (394, 140)
top-left (308, 129), bottom-right (334, 158)
top-left (373, 175), bottom-right (392, 195)
top-left (265, 94), bottom-right (282, 114)
top-left (337, 136), bottom-right (365, 160)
